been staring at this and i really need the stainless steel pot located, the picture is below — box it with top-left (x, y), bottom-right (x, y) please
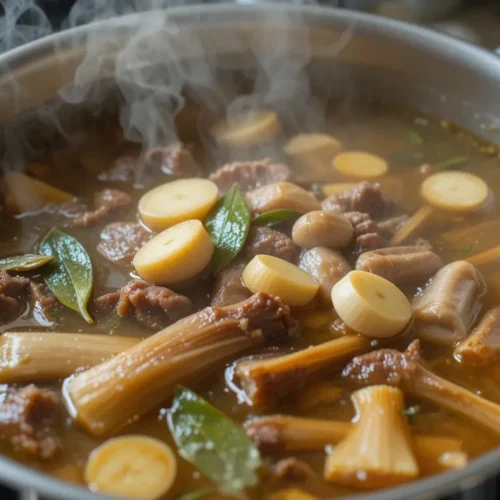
top-left (1, 4), bottom-right (500, 499)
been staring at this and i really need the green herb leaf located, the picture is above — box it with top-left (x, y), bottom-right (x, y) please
top-left (204, 185), bottom-right (251, 274)
top-left (252, 209), bottom-right (299, 227)
top-left (168, 386), bottom-right (261, 493)
top-left (40, 229), bottom-right (93, 324)
top-left (177, 487), bottom-right (218, 500)
top-left (0, 254), bottom-right (54, 272)
top-left (433, 155), bottom-right (469, 170)
top-left (398, 128), bottom-right (424, 146)
top-left (401, 405), bottom-right (420, 425)
top-left (449, 245), bottom-right (475, 253)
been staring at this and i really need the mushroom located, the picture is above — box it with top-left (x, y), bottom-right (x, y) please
top-left (324, 385), bottom-right (419, 489)
top-left (64, 293), bottom-right (292, 437)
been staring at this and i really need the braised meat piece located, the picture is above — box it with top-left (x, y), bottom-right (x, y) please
top-left (344, 211), bottom-right (387, 255)
top-left (211, 263), bottom-right (251, 307)
top-left (0, 272), bottom-right (28, 323)
top-left (244, 227), bottom-right (299, 263)
top-left (378, 214), bottom-right (410, 238)
top-left (72, 189), bottom-right (131, 227)
top-left (97, 222), bottom-right (153, 266)
top-left (95, 279), bottom-right (193, 330)
top-left (356, 245), bottom-right (444, 285)
top-left (0, 385), bottom-right (61, 460)
top-left (144, 144), bottom-right (201, 177)
top-left (29, 280), bottom-right (59, 323)
top-left (321, 181), bottom-right (391, 218)
top-left (342, 340), bottom-right (421, 387)
top-left (209, 158), bottom-right (293, 193)
top-left (97, 154), bottom-right (137, 183)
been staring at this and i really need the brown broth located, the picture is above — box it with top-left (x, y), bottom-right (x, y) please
top-left (2, 103), bottom-right (500, 499)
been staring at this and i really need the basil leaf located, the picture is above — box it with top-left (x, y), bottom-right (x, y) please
top-left (0, 254), bottom-right (54, 272)
top-left (433, 155), bottom-right (469, 170)
top-left (252, 209), bottom-right (299, 227)
top-left (168, 386), bottom-right (261, 493)
top-left (177, 487), bottom-right (218, 500)
top-left (204, 185), bottom-right (250, 274)
top-left (40, 229), bottom-right (93, 324)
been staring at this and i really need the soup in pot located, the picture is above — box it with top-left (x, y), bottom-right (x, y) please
top-left (1, 103), bottom-right (500, 499)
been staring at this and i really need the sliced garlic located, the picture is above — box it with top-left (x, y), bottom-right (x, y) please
top-left (333, 151), bottom-right (388, 179)
top-left (85, 435), bottom-right (177, 499)
top-left (421, 171), bottom-right (489, 213)
top-left (211, 110), bottom-right (280, 147)
top-left (138, 178), bottom-right (218, 232)
top-left (133, 219), bottom-right (213, 285)
top-left (331, 270), bottom-right (412, 338)
top-left (243, 254), bottom-right (319, 307)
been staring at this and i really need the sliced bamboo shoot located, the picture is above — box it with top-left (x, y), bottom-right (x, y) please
top-left (65, 293), bottom-right (291, 437)
top-left (324, 385), bottom-right (419, 489)
top-left (0, 332), bottom-right (139, 383)
top-left (235, 335), bottom-right (370, 407)
top-left (4, 172), bottom-right (73, 214)
top-left (333, 152), bottom-right (388, 179)
top-left (245, 415), bottom-right (466, 474)
top-left (391, 205), bottom-right (434, 245)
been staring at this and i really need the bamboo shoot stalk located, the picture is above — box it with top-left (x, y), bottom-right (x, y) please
top-left (391, 205), bottom-right (434, 245)
top-left (0, 332), bottom-right (139, 383)
top-left (466, 245), bottom-right (500, 269)
top-left (324, 385), bottom-right (419, 488)
top-left (235, 335), bottom-right (371, 407)
top-left (64, 293), bottom-right (291, 437)
top-left (406, 364), bottom-right (500, 437)
top-left (245, 415), bottom-right (464, 475)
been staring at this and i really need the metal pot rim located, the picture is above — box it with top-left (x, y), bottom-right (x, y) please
top-left (1, 4), bottom-right (500, 500)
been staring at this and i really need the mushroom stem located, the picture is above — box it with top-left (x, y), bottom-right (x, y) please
top-left (0, 332), bottom-right (139, 383)
top-left (235, 335), bottom-right (370, 406)
top-left (406, 364), bottom-right (500, 436)
top-left (245, 415), bottom-right (464, 474)
top-left (324, 385), bottom-right (419, 489)
top-left (64, 293), bottom-right (291, 437)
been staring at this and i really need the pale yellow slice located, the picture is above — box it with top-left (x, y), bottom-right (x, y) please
top-left (138, 178), bottom-right (218, 231)
top-left (284, 133), bottom-right (342, 170)
top-left (333, 151), bottom-right (388, 179)
top-left (331, 270), bottom-right (412, 338)
top-left (85, 435), bottom-right (176, 499)
top-left (211, 110), bottom-right (280, 147)
top-left (133, 219), bottom-right (214, 285)
top-left (4, 172), bottom-right (73, 214)
top-left (421, 171), bottom-right (489, 213)
top-left (243, 254), bottom-right (319, 307)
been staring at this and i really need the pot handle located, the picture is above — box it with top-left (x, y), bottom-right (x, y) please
top-left (20, 488), bottom-right (38, 500)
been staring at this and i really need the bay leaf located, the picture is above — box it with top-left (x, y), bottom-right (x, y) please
top-left (0, 254), bottom-right (54, 272)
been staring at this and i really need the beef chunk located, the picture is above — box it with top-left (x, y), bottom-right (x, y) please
top-left (0, 385), bottom-right (61, 460)
top-left (321, 181), bottom-right (391, 218)
top-left (95, 280), bottom-right (193, 330)
top-left (211, 263), bottom-right (251, 307)
top-left (342, 340), bottom-right (420, 387)
top-left (271, 457), bottom-right (315, 482)
top-left (97, 222), bottom-right (153, 266)
top-left (344, 211), bottom-right (387, 255)
top-left (29, 280), bottom-right (59, 323)
top-left (0, 273), bottom-right (28, 323)
top-left (378, 214), bottom-right (410, 238)
top-left (72, 189), bottom-right (131, 227)
top-left (98, 154), bottom-right (137, 183)
top-left (245, 227), bottom-right (299, 263)
top-left (209, 158), bottom-right (293, 193)
top-left (144, 144), bottom-right (201, 177)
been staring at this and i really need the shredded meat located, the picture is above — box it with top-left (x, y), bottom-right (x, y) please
top-left (144, 144), bottom-right (201, 177)
top-left (245, 227), bottom-right (299, 263)
top-left (211, 263), bottom-right (251, 307)
top-left (342, 340), bottom-right (420, 387)
top-left (29, 280), bottom-right (59, 322)
top-left (97, 222), bottom-right (153, 266)
top-left (209, 158), bottom-right (293, 193)
top-left (271, 457), bottom-right (315, 482)
top-left (95, 280), bottom-right (193, 330)
top-left (321, 181), bottom-right (391, 218)
top-left (343, 211), bottom-right (387, 255)
top-left (72, 189), bottom-right (131, 227)
top-left (0, 385), bottom-right (61, 460)
top-left (0, 272), bottom-right (28, 323)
